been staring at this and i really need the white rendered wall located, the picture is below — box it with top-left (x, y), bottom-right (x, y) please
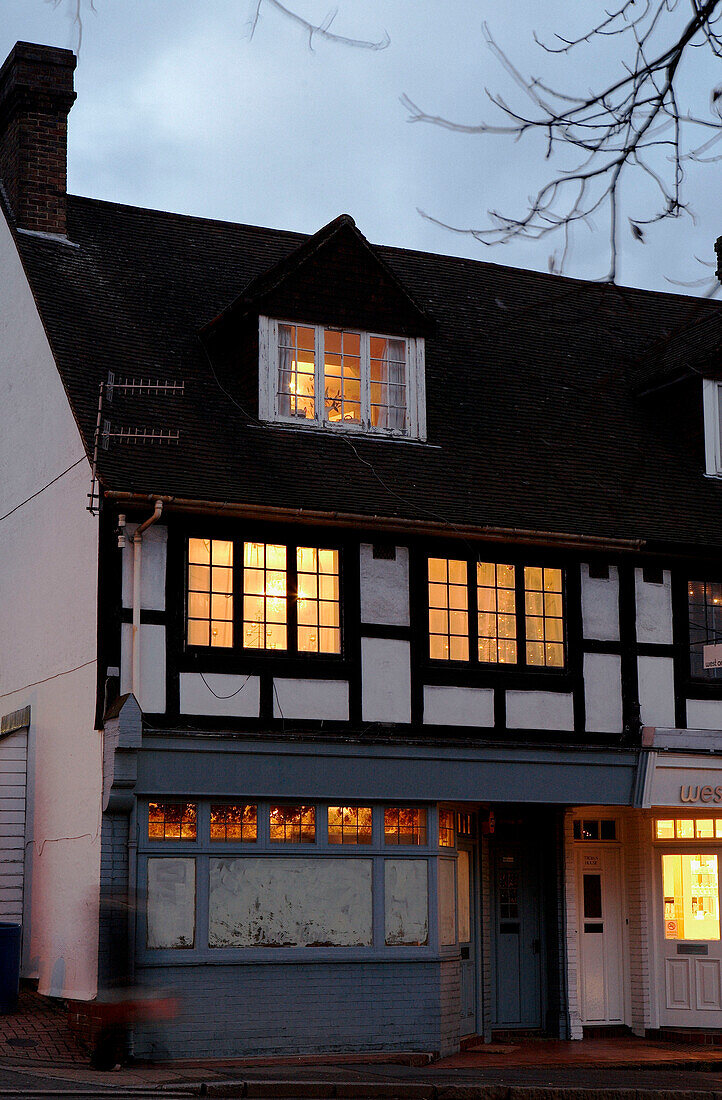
top-left (0, 209), bottom-right (101, 998)
top-left (361, 638), bottom-right (411, 723)
top-left (635, 569), bottom-right (673, 644)
top-left (121, 523), bottom-right (167, 610)
top-left (359, 544), bottom-right (410, 626)
top-left (273, 678), bottom-right (349, 721)
top-left (506, 691), bottom-right (574, 731)
top-left (685, 699), bottom-right (722, 731)
top-left (638, 656), bottom-right (675, 727)
top-left (423, 685), bottom-right (494, 727)
top-left (180, 673), bottom-right (260, 718)
top-left (120, 623), bottom-right (166, 713)
top-left (581, 565), bottom-right (620, 641)
top-left (584, 653), bottom-right (623, 734)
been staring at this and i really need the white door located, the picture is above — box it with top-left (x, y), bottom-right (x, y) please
top-left (657, 849), bottom-right (722, 1028)
top-left (576, 847), bottom-right (624, 1024)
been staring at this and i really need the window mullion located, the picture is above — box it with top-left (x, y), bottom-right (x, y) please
top-left (469, 558), bottom-right (479, 665)
top-left (516, 564), bottom-right (527, 668)
top-left (316, 325), bottom-right (323, 423)
top-left (361, 331), bottom-right (371, 427)
top-left (288, 544), bottom-right (299, 655)
top-left (234, 538), bottom-right (242, 651)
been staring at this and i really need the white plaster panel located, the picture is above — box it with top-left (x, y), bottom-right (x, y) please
top-left (146, 857), bottom-right (196, 949)
top-left (385, 858), bottom-right (428, 945)
top-left (121, 523), bottom-right (167, 610)
top-left (0, 208), bottom-right (101, 999)
top-left (273, 678), bottom-right (349, 721)
top-left (180, 673), bottom-right (260, 718)
top-left (362, 638), bottom-right (411, 724)
top-left (685, 699), bottom-right (722, 731)
top-left (583, 652), bottom-right (623, 733)
top-left (580, 564), bottom-right (619, 641)
top-left (423, 685), bottom-right (494, 727)
top-left (506, 690), bottom-right (574, 731)
top-left (208, 857), bottom-right (372, 947)
top-left (120, 623), bottom-right (166, 714)
top-left (635, 568), bottom-right (673, 644)
top-left (638, 655), bottom-right (676, 727)
top-left (359, 544), bottom-right (410, 626)
top-left (439, 858), bottom-right (456, 947)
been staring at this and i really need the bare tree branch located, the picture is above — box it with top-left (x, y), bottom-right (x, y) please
top-left (245, 0), bottom-right (389, 51)
top-left (47, 0), bottom-right (96, 53)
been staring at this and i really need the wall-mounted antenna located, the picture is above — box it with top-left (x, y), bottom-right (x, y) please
top-left (87, 370), bottom-right (184, 515)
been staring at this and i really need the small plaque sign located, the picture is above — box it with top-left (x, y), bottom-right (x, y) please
top-left (583, 854), bottom-right (600, 870)
top-left (703, 644), bottom-right (722, 669)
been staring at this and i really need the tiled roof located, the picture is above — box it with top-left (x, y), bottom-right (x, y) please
top-left (13, 194), bottom-right (722, 548)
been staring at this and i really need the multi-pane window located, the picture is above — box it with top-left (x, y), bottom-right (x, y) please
top-left (261, 318), bottom-right (424, 438)
top-left (428, 557), bottom-right (565, 668)
top-left (438, 808), bottom-right (455, 848)
top-left (328, 806), bottom-right (373, 844)
top-left (269, 805), bottom-right (316, 843)
top-left (573, 819), bottom-right (617, 841)
top-left (689, 580), bottom-right (722, 679)
top-left (428, 558), bottom-right (469, 661)
top-left (384, 807), bottom-right (427, 846)
top-left (297, 547), bottom-right (340, 654)
top-left (477, 562), bottom-right (516, 664)
top-left (187, 538), bottom-right (341, 655)
top-left (656, 818), bottom-right (722, 840)
top-left (243, 542), bottom-right (288, 650)
top-left (187, 539), bottom-right (233, 648)
top-left (524, 567), bottom-right (564, 667)
top-left (148, 802), bottom-right (197, 840)
top-left (210, 804), bottom-right (257, 842)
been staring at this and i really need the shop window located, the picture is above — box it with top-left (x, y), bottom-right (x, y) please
top-left (655, 817), bottom-right (722, 840)
top-left (438, 808), bottom-right (455, 848)
top-left (210, 804), bottom-right (257, 842)
top-left (146, 857), bottom-right (196, 948)
top-left (688, 580), bottom-right (722, 680)
top-left (662, 853), bottom-right (720, 940)
top-left (384, 807), bottom-right (427, 846)
top-left (457, 812), bottom-right (476, 838)
top-left (385, 858), bottom-right (429, 944)
top-left (327, 806), bottom-right (372, 844)
top-left (573, 818), bottom-right (616, 841)
top-left (269, 805), bottom-right (316, 843)
top-left (148, 802), bottom-right (197, 841)
top-left (187, 538), bottom-right (233, 647)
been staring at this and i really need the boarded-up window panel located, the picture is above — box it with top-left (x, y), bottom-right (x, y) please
top-left (439, 858), bottom-right (456, 946)
top-left (208, 858), bottom-right (373, 947)
top-left (385, 858), bottom-right (428, 945)
top-left (146, 858), bottom-right (196, 948)
top-left (457, 849), bottom-right (471, 943)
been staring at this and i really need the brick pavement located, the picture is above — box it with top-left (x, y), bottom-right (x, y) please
top-left (0, 986), bottom-right (88, 1065)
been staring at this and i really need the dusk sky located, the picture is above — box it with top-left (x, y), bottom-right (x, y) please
top-left (3, 0), bottom-right (722, 294)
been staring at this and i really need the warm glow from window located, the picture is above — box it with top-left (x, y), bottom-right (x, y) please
top-left (148, 802), bottom-right (197, 840)
top-left (187, 538), bottom-right (233, 647)
top-left (328, 806), bottom-right (372, 844)
top-left (297, 547), bottom-right (340, 653)
top-left (428, 558), bottom-right (469, 661)
top-left (663, 853), bottom-right (720, 940)
top-left (278, 324), bottom-right (315, 419)
top-left (384, 807), bottom-right (427, 846)
top-left (477, 562), bottom-right (517, 664)
top-left (210, 804), bottom-right (257, 842)
top-left (439, 808), bottom-right (455, 848)
top-left (655, 817), bottom-right (722, 840)
top-left (269, 805), bottom-right (316, 843)
top-left (324, 329), bottom-right (361, 424)
top-left (243, 542), bottom-right (287, 650)
top-left (524, 566), bottom-right (564, 667)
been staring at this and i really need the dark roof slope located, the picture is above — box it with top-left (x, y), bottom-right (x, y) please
top-left (13, 194), bottom-right (722, 549)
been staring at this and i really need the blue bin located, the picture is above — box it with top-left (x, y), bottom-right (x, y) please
top-left (0, 922), bottom-right (21, 1013)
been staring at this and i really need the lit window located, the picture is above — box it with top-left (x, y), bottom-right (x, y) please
top-left (297, 547), bottom-right (340, 654)
top-left (703, 378), bottom-right (722, 477)
top-left (439, 808), bottom-right (455, 848)
top-left (689, 580), bottom-right (722, 680)
top-left (210, 805), bottom-right (257, 842)
top-left (269, 805), bottom-right (316, 843)
top-left (655, 817), bottom-right (722, 840)
top-left (663, 853), bottom-right (720, 940)
top-left (573, 819), bottom-right (616, 841)
top-left (656, 819), bottom-right (675, 839)
top-left (428, 558), bottom-right (469, 661)
top-left (477, 562), bottom-right (516, 664)
top-left (187, 539), bottom-right (233, 647)
top-left (243, 542), bottom-right (287, 650)
top-left (328, 806), bottom-right (372, 844)
top-left (148, 802), bottom-right (197, 841)
top-left (524, 567), bottom-right (564, 667)
top-left (384, 807), bottom-right (427, 846)
top-left (260, 318), bottom-right (426, 439)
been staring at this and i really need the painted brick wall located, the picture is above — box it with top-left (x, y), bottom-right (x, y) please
top-left (479, 837), bottom-right (492, 1040)
top-left (624, 809), bottom-right (652, 1034)
top-left (97, 813), bottom-right (131, 987)
top-left (439, 958), bottom-right (460, 1056)
top-left (562, 810), bottom-right (583, 1039)
top-left (133, 961), bottom-right (445, 1060)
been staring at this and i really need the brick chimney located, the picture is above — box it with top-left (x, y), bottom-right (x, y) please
top-left (0, 42), bottom-right (76, 237)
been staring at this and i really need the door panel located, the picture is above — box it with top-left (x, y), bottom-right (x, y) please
top-left (576, 848), bottom-right (624, 1025)
top-left (491, 844), bottom-right (542, 1028)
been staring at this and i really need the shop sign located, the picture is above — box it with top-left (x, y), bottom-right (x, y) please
top-left (704, 644), bottom-right (722, 670)
top-left (583, 853), bottom-right (600, 870)
top-left (679, 784), bottom-right (722, 803)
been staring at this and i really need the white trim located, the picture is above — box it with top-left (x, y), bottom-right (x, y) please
top-left (258, 315), bottom-right (426, 440)
top-left (703, 378), bottom-right (722, 477)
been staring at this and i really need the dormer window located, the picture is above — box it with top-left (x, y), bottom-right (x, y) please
top-left (703, 379), bottom-right (722, 477)
top-left (259, 317), bottom-right (426, 439)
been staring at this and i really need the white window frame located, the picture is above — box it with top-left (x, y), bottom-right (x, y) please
top-left (703, 378), bottom-right (722, 477)
top-left (259, 316), bottom-right (426, 441)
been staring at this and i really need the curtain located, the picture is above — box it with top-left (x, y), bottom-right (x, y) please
top-left (277, 325), bottom-right (292, 417)
top-left (386, 338), bottom-right (406, 430)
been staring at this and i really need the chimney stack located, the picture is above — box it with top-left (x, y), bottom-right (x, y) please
top-left (0, 42), bottom-right (76, 237)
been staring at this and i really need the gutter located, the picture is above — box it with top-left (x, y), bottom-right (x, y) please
top-left (131, 500), bottom-right (163, 700)
top-left (105, 491), bottom-right (645, 553)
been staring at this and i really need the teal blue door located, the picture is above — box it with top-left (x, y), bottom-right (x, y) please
top-left (491, 843), bottom-right (543, 1028)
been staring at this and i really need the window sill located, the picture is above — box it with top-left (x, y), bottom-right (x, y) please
top-left (248, 422), bottom-right (439, 448)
